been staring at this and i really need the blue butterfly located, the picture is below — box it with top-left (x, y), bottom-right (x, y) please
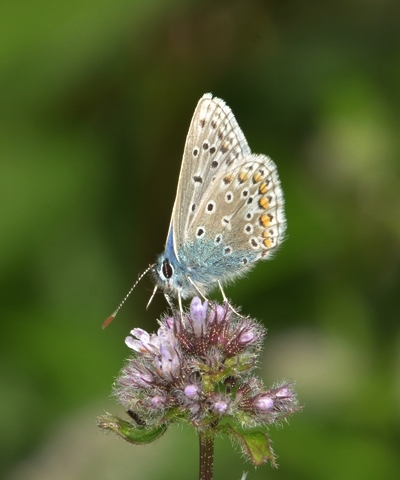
top-left (104, 94), bottom-right (285, 326)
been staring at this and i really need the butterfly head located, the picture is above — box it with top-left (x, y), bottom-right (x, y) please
top-left (152, 222), bottom-right (192, 299)
top-left (152, 252), bottom-right (185, 298)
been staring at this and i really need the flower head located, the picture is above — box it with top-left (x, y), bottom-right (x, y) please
top-left (112, 298), bottom-right (298, 427)
top-left (101, 297), bottom-right (300, 467)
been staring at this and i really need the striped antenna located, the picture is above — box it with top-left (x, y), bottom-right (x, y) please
top-left (102, 264), bottom-right (155, 329)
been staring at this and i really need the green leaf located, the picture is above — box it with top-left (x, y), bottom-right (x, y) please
top-left (223, 424), bottom-right (277, 467)
top-left (98, 413), bottom-right (167, 445)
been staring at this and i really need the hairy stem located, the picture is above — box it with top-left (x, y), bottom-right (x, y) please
top-left (199, 429), bottom-right (215, 480)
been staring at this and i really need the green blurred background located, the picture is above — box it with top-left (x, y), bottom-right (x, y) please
top-left (1, 0), bottom-right (399, 479)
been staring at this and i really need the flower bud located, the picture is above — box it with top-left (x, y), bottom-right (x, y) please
top-left (184, 384), bottom-right (200, 400)
top-left (253, 395), bottom-right (274, 412)
top-left (190, 297), bottom-right (208, 335)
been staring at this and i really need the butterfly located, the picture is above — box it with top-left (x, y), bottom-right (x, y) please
top-left (104, 94), bottom-right (285, 327)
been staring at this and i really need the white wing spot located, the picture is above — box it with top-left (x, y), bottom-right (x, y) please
top-left (222, 215), bottom-right (233, 230)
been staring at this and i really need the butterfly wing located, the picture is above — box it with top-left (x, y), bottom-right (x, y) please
top-left (186, 154), bottom-right (286, 269)
top-left (168, 94), bottom-right (251, 254)
top-left (160, 93), bottom-right (286, 298)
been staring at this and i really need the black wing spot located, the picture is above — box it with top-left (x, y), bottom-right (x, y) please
top-left (250, 238), bottom-right (258, 248)
top-left (206, 202), bottom-right (215, 212)
top-left (215, 234), bottom-right (222, 244)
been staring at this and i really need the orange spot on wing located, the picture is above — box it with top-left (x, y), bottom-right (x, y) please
top-left (223, 174), bottom-right (233, 184)
top-left (253, 172), bottom-right (262, 183)
top-left (259, 214), bottom-right (270, 227)
top-left (238, 171), bottom-right (248, 183)
top-left (263, 237), bottom-right (273, 248)
top-left (259, 197), bottom-right (269, 209)
top-left (259, 182), bottom-right (268, 194)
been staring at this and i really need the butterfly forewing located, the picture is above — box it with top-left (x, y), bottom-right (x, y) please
top-left (170, 94), bottom-right (251, 248)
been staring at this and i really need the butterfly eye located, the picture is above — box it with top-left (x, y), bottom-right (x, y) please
top-left (162, 259), bottom-right (173, 279)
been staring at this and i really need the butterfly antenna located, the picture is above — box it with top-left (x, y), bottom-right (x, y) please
top-left (102, 264), bottom-right (155, 329)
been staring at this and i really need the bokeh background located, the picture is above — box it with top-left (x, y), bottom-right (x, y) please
top-left (1, 1), bottom-right (399, 479)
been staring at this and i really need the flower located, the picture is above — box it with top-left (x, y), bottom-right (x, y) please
top-left (100, 297), bottom-right (300, 466)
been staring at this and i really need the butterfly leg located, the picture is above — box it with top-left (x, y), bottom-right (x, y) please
top-left (163, 292), bottom-right (174, 309)
top-left (217, 280), bottom-right (244, 318)
top-left (177, 291), bottom-right (184, 317)
top-left (187, 276), bottom-right (209, 302)
top-left (146, 285), bottom-right (159, 309)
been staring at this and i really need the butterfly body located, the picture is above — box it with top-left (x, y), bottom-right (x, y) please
top-left (154, 229), bottom-right (260, 300)
top-left (152, 94), bottom-right (286, 302)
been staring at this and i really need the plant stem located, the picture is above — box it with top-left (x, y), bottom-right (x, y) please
top-left (199, 429), bottom-right (215, 480)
